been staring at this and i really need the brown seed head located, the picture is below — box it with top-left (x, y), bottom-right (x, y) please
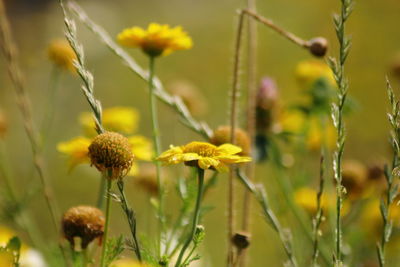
top-left (232, 231), bottom-right (251, 250)
top-left (308, 37), bottom-right (328, 57)
top-left (62, 206), bottom-right (105, 249)
top-left (88, 131), bottom-right (134, 179)
top-left (210, 126), bottom-right (251, 156)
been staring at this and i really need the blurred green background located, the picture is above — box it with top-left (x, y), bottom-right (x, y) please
top-left (1, 0), bottom-right (400, 266)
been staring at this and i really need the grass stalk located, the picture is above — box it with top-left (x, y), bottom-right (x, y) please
top-left (0, 0), bottom-right (65, 261)
top-left (376, 78), bottom-right (400, 267)
top-left (312, 153), bottom-right (326, 266)
top-left (327, 0), bottom-right (354, 264)
top-left (175, 168), bottom-right (205, 267)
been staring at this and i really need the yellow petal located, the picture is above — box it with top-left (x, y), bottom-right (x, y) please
top-left (216, 144), bottom-right (242, 155)
top-left (128, 135), bottom-right (154, 161)
top-left (198, 157), bottom-right (219, 170)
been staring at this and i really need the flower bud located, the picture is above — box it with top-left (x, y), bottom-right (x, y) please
top-left (308, 37), bottom-right (328, 57)
top-left (256, 77), bottom-right (279, 132)
top-left (62, 206), bottom-right (105, 249)
top-left (88, 132), bottom-right (134, 179)
top-left (232, 231), bottom-right (251, 250)
top-left (210, 126), bottom-right (251, 156)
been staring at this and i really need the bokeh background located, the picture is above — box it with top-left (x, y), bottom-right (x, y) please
top-left (1, 0), bottom-right (400, 266)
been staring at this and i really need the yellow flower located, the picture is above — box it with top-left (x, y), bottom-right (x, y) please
top-left (306, 118), bottom-right (336, 151)
top-left (111, 259), bottom-right (150, 267)
top-left (279, 109), bottom-right (307, 134)
top-left (80, 107), bottom-right (139, 137)
top-left (57, 137), bottom-right (91, 170)
top-left (48, 39), bottom-right (77, 73)
top-left (57, 135), bottom-right (152, 175)
top-left (0, 250), bottom-right (13, 267)
top-left (295, 60), bottom-right (335, 89)
top-left (294, 187), bottom-right (333, 215)
top-left (118, 23), bottom-right (193, 57)
top-left (157, 141), bottom-right (251, 172)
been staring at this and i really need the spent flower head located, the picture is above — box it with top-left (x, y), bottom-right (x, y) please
top-left (47, 39), bottom-right (77, 73)
top-left (88, 132), bottom-right (134, 179)
top-left (157, 141), bottom-right (251, 172)
top-left (62, 206), bottom-right (105, 249)
top-left (210, 126), bottom-right (251, 156)
top-left (118, 23), bottom-right (193, 57)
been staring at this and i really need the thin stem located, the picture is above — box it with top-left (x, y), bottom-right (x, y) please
top-left (148, 56), bottom-right (165, 257)
top-left (175, 168), bottom-right (205, 267)
top-left (96, 173), bottom-right (107, 209)
top-left (228, 11), bottom-right (246, 267)
top-left (242, 9), bottom-right (310, 49)
top-left (312, 153), bottom-right (326, 266)
top-left (116, 180), bottom-right (142, 262)
top-left (240, 0), bottom-right (257, 266)
top-left (41, 66), bottom-right (61, 144)
top-left (100, 178), bottom-right (112, 267)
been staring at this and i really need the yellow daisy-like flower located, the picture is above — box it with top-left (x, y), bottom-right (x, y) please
top-left (48, 39), bottom-right (77, 73)
top-left (295, 60), bottom-right (335, 89)
top-left (294, 187), bottom-right (333, 215)
top-left (57, 135), bottom-right (152, 175)
top-left (57, 136), bottom-right (91, 170)
top-left (80, 107), bottom-right (139, 137)
top-left (279, 109), bottom-right (307, 134)
top-left (118, 23), bottom-right (193, 57)
top-left (157, 141), bottom-right (251, 172)
top-left (0, 250), bottom-right (14, 267)
top-left (306, 118), bottom-right (337, 151)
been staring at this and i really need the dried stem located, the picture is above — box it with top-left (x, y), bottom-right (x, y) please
top-left (228, 10), bottom-right (246, 267)
top-left (376, 78), bottom-right (400, 267)
top-left (0, 0), bottom-right (61, 245)
top-left (327, 0), bottom-right (353, 264)
top-left (239, 1), bottom-right (257, 266)
top-left (236, 169), bottom-right (297, 266)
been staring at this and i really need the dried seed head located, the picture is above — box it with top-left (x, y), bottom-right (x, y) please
top-left (88, 132), bottom-right (134, 179)
top-left (308, 37), bottom-right (328, 57)
top-left (210, 126), bottom-right (251, 156)
top-left (62, 206), bottom-right (105, 249)
top-left (232, 231), bottom-right (251, 250)
top-left (0, 110), bottom-right (7, 138)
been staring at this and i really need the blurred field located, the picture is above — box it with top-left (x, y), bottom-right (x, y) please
top-left (2, 0), bottom-right (400, 266)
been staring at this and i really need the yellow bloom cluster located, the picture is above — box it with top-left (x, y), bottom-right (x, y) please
top-left (57, 107), bottom-right (153, 176)
top-left (295, 60), bottom-right (336, 90)
top-left (157, 141), bottom-right (251, 172)
top-left (48, 39), bottom-right (77, 73)
top-left (118, 23), bottom-right (193, 57)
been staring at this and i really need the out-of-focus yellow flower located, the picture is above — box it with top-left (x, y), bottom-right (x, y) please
top-left (57, 135), bottom-right (152, 176)
top-left (0, 250), bottom-right (14, 267)
top-left (279, 109), bottom-right (307, 134)
top-left (157, 141), bottom-right (251, 172)
top-left (294, 187), bottom-right (333, 215)
top-left (341, 160), bottom-right (368, 200)
top-left (0, 226), bottom-right (46, 267)
top-left (129, 136), bottom-right (154, 161)
top-left (80, 107), bottom-right (139, 137)
top-left (111, 259), bottom-right (150, 267)
top-left (118, 23), bottom-right (193, 57)
top-left (48, 39), bottom-right (77, 73)
top-left (306, 118), bottom-right (337, 151)
top-left (57, 137), bottom-right (91, 170)
top-left (295, 60), bottom-right (335, 89)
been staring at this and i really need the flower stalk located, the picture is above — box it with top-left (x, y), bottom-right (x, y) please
top-left (100, 178), bottom-right (112, 267)
top-left (175, 168), bottom-right (205, 267)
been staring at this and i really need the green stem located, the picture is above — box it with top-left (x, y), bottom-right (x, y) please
top-left (100, 178), bottom-right (112, 267)
top-left (148, 55), bottom-right (165, 256)
top-left (175, 168), bottom-right (205, 267)
top-left (96, 173), bottom-right (106, 209)
top-left (41, 66), bottom-right (61, 144)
